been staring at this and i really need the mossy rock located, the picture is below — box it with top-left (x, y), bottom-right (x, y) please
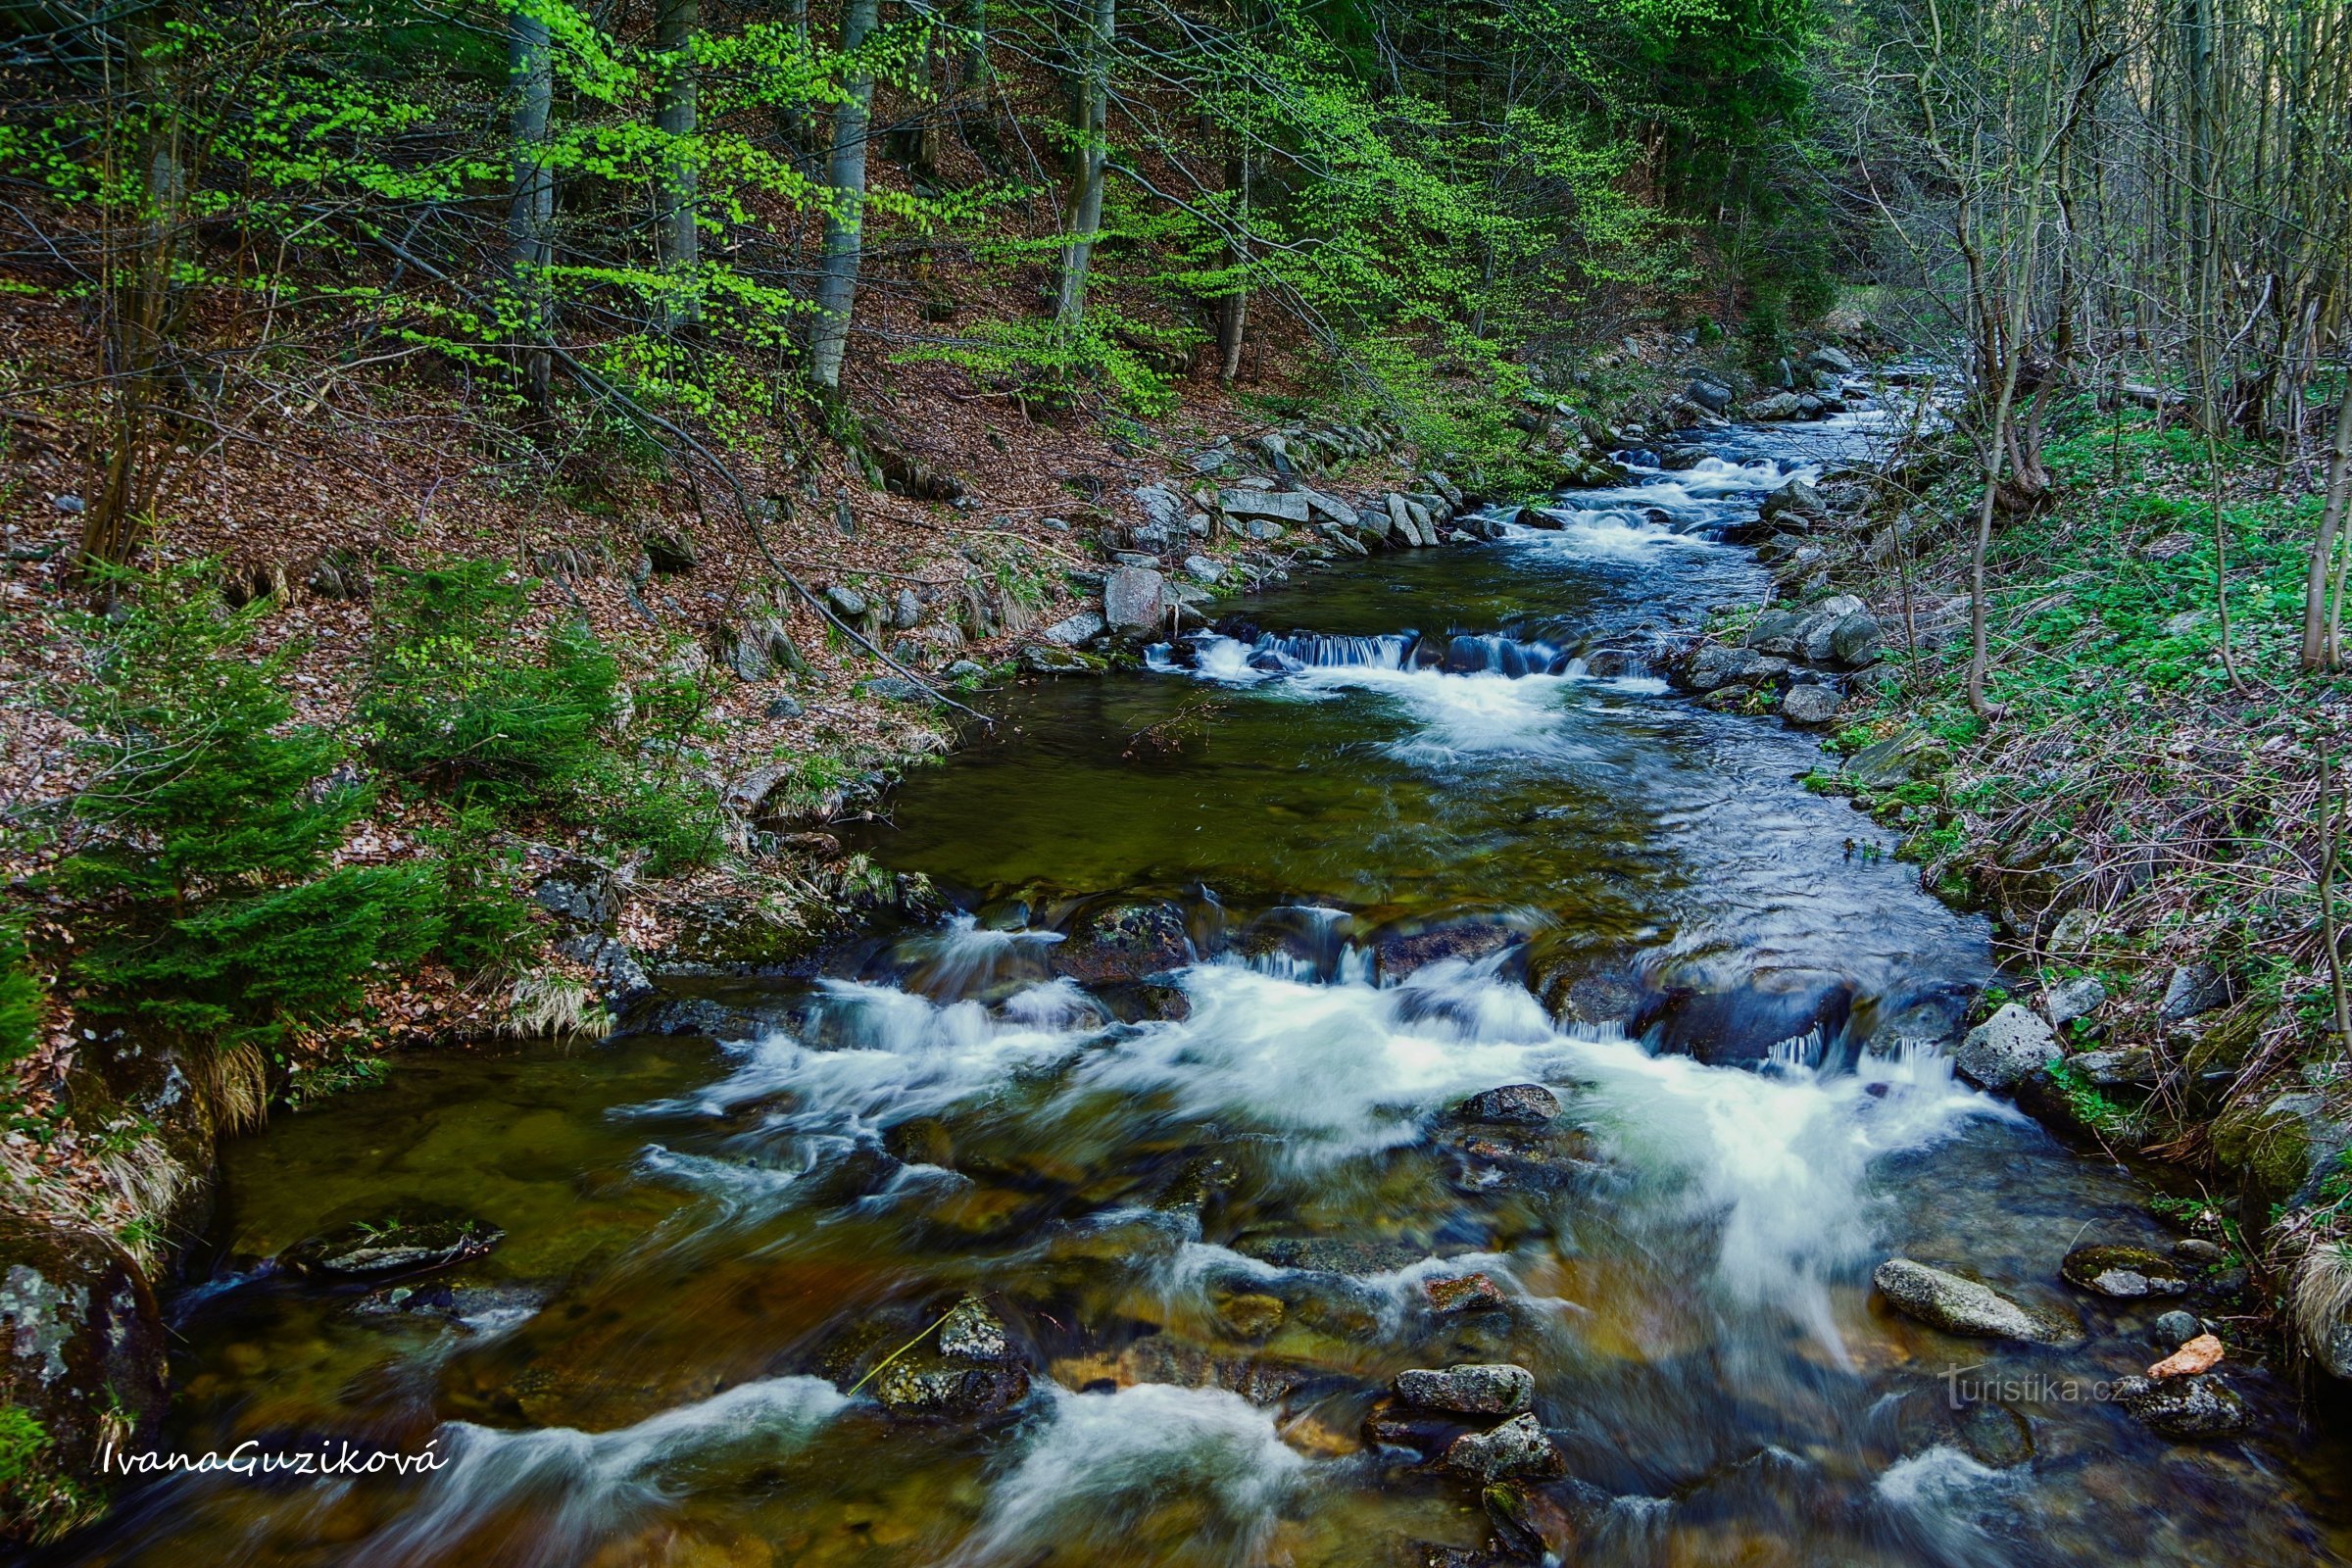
top-left (2059, 1245), bottom-right (2189, 1298)
top-left (279, 1202), bottom-right (503, 1282)
top-left (2211, 1090), bottom-right (2349, 1212)
top-left (0, 1212), bottom-right (170, 1542)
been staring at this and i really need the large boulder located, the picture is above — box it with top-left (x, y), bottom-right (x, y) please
top-left (1757, 479), bottom-right (1828, 528)
top-left (1217, 488), bottom-right (1313, 525)
top-left (1843, 731), bottom-right (1948, 789)
top-left (1806, 345), bottom-right (1859, 375)
top-left (1827, 612), bottom-right (1883, 667)
top-left (1873, 1258), bottom-right (2082, 1344)
top-left (1041, 609), bottom-right (1106, 647)
top-left (1687, 644), bottom-right (1763, 692)
top-left (1687, 379), bottom-right (1734, 413)
top-left (1102, 566), bottom-right (1167, 636)
top-left (1953, 1004), bottom-right (2062, 1091)
top-left (1449, 1085), bottom-right (1560, 1126)
top-left (0, 1212), bottom-right (170, 1533)
top-left (2160, 963), bottom-right (2230, 1022)
top-left (1744, 608), bottom-right (1806, 655)
top-left (1745, 392), bottom-right (1803, 420)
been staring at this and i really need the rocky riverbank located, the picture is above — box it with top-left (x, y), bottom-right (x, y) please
top-left (1652, 362), bottom-right (2352, 1400)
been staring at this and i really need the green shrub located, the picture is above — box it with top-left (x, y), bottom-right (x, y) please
top-left (360, 561), bottom-right (620, 805)
top-left (0, 916), bottom-right (40, 1074)
top-left (59, 562), bottom-right (526, 1055)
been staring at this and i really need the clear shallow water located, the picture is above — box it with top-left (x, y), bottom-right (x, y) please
top-left (50, 409), bottom-right (2352, 1567)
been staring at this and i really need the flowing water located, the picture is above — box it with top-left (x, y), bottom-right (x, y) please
top-left (50, 411), bottom-right (2352, 1567)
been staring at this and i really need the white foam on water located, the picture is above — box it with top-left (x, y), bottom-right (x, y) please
top-left (1507, 508), bottom-right (1720, 557)
top-left (1290, 663), bottom-right (1578, 761)
top-left (948, 1382), bottom-right (1308, 1567)
top-left (1549, 1028), bottom-right (2001, 1356)
top-left (351, 1376), bottom-right (847, 1567)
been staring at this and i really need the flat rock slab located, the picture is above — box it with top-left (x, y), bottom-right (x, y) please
top-left (1874, 1257), bottom-right (2082, 1344)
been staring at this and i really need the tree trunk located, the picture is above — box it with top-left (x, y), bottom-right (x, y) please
top-left (808, 0), bottom-right (882, 391)
top-left (1215, 147), bottom-right (1249, 385)
top-left (508, 6), bottom-right (557, 407)
top-left (2303, 389), bottom-right (2352, 672)
top-left (83, 0), bottom-right (182, 574)
top-left (1054, 0), bottom-right (1114, 330)
top-left (655, 0), bottom-right (701, 333)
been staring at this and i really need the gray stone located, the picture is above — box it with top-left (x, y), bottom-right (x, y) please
top-left (1182, 555), bottom-right (1224, 585)
top-left (862, 676), bottom-right (928, 704)
top-left (1758, 479), bottom-right (1828, 527)
top-left (1242, 519), bottom-right (1287, 542)
top-left (1828, 612), bottom-right (1883, 667)
top-left (2070, 1046), bottom-right (2157, 1087)
top-left (1018, 645), bottom-right (1099, 674)
top-left (1103, 566), bottom-right (1168, 634)
top-left (2153, 1309), bottom-right (2204, 1346)
top-left (1687, 380), bottom-right (1733, 413)
top-left (1873, 1258), bottom-right (2082, 1344)
top-left (1953, 1004), bottom-right (2062, 1092)
top-left (2061, 1245), bottom-right (2190, 1298)
top-left (1744, 609), bottom-right (1805, 655)
top-left (1396, 1363), bottom-right (1535, 1416)
top-left (532, 860), bottom-right (620, 929)
top-left (1807, 345), bottom-right (1859, 374)
top-left (1218, 488), bottom-right (1313, 524)
top-left (942, 660), bottom-right (988, 682)
top-left (1745, 392), bottom-right (1803, 420)
top-left (51, 493), bottom-right (86, 514)
top-left (824, 584), bottom-right (869, 619)
top-left (1041, 610), bottom-right (1105, 647)
top-left (2112, 1374), bottom-right (2247, 1439)
top-left (1843, 731), bottom-right (1948, 789)
top-left (892, 589), bottom-right (922, 630)
top-left (2160, 963), bottom-right (2229, 1022)
top-left (1134, 482), bottom-right (1187, 531)
top-left (1781, 684), bottom-right (1843, 725)
top-left (1797, 595), bottom-right (1868, 662)
top-left (767, 694), bottom-right (805, 719)
top-left (1444, 1412), bottom-right (1563, 1482)
top-left (1688, 643), bottom-right (1762, 692)
top-left (2045, 975), bottom-right (2107, 1031)
top-left (1450, 1084), bottom-right (1560, 1125)
top-left (643, 528), bottom-right (700, 573)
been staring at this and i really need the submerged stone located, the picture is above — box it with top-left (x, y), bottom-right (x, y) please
top-left (2113, 1373), bottom-right (2247, 1439)
top-left (1873, 1258), bottom-right (2082, 1344)
top-left (280, 1205), bottom-right (503, 1282)
top-left (2061, 1244), bottom-right (2190, 1298)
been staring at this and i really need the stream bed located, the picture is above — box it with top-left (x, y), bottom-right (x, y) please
top-left (50, 412), bottom-right (2352, 1567)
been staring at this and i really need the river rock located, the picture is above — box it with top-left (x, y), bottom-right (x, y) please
top-left (1745, 392), bottom-right (1803, 420)
top-left (1951, 1399), bottom-right (2034, 1467)
top-left (1396, 1363), bottom-right (1535, 1416)
top-left (0, 1211), bottom-right (171, 1517)
top-left (2061, 1245), bottom-right (2189, 1298)
top-left (1807, 345), bottom-right (1858, 374)
top-left (280, 1204), bottom-right (504, 1281)
top-left (1102, 566), bottom-right (1167, 635)
top-left (1952, 1004), bottom-right (2062, 1091)
top-left (1758, 479), bottom-right (1828, 528)
top-left (2153, 1309), bottom-right (2204, 1346)
top-left (1873, 1258), bottom-right (2082, 1344)
top-left (2044, 975), bottom-right (2107, 1031)
top-left (1426, 1273), bottom-right (1507, 1314)
top-left (1828, 612), bottom-right (1883, 666)
top-left (872, 1295), bottom-right (1031, 1420)
top-left (2069, 1046), bottom-right (2157, 1087)
top-left (1687, 379), bottom-right (1734, 413)
top-left (1219, 488), bottom-right (1312, 525)
top-left (1445, 1412), bottom-right (1564, 1482)
top-left (1781, 684), bottom-right (1843, 725)
top-left (1182, 555), bottom-right (1223, 584)
top-left (2160, 962), bottom-right (2230, 1022)
top-left (1041, 610), bottom-right (1105, 647)
top-left (2112, 1373), bottom-right (2247, 1439)
top-left (1744, 608), bottom-right (1804, 655)
top-left (1449, 1084), bottom-right (1560, 1125)
top-left (1135, 482), bottom-right (1187, 531)
top-left (1688, 643), bottom-right (1763, 692)
top-left (1843, 731), bottom-right (1948, 788)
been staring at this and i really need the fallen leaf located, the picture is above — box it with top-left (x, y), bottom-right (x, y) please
top-left (2148, 1333), bottom-right (2224, 1378)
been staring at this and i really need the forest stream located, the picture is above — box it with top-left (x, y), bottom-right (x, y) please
top-left (46, 405), bottom-right (2352, 1568)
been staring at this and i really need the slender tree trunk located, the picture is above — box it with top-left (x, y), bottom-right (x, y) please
top-left (2304, 389), bottom-right (2352, 671)
top-left (808, 0), bottom-right (882, 392)
top-left (655, 0), bottom-right (702, 333)
top-left (508, 6), bottom-right (557, 407)
top-left (84, 0), bottom-right (182, 573)
top-left (1054, 0), bottom-right (1114, 330)
top-left (1215, 147), bottom-right (1249, 385)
